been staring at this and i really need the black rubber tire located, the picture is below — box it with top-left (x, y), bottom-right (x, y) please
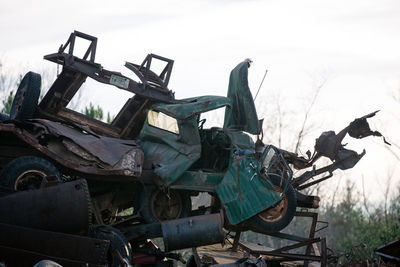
top-left (247, 174), bottom-right (297, 234)
top-left (91, 225), bottom-right (132, 267)
top-left (10, 71), bottom-right (41, 120)
top-left (135, 185), bottom-right (192, 223)
top-left (0, 156), bottom-right (62, 191)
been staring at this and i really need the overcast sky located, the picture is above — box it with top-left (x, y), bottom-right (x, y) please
top-left (1, 0), bottom-right (400, 203)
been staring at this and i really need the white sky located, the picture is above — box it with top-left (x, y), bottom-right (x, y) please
top-left (1, 0), bottom-right (400, 204)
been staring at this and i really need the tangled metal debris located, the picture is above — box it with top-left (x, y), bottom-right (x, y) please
top-left (0, 31), bottom-right (389, 267)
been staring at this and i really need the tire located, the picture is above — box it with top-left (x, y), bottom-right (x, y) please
top-left (247, 174), bottom-right (297, 234)
top-left (90, 225), bottom-right (132, 267)
top-left (0, 113), bottom-right (9, 121)
top-left (0, 156), bottom-right (62, 191)
top-left (135, 185), bottom-right (192, 223)
top-left (10, 71), bottom-right (41, 120)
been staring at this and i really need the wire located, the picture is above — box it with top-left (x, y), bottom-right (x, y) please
top-left (253, 69), bottom-right (268, 101)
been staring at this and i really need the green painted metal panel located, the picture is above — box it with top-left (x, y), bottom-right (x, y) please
top-left (138, 114), bottom-right (201, 185)
top-left (170, 171), bottom-right (224, 192)
top-left (226, 131), bottom-right (255, 150)
top-left (223, 61), bottom-right (260, 135)
top-left (153, 95), bottom-right (232, 120)
top-left (216, 156), bottom-right (281, 225)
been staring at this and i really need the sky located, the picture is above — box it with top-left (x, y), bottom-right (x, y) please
top-left (1, 0), bottom-right (400, 204)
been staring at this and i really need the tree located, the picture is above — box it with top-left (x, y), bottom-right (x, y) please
top-left (1, 90), bottom-right (13, 114)
top-left (107, 112), bottom-right (115, 124)
top-left (83, 102), bottom-right (104, 120)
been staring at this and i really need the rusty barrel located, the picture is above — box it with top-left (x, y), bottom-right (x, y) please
top-left (0, 179), bottom-right (91, 234)
top-left (162, 212), bottom-right (225, 251)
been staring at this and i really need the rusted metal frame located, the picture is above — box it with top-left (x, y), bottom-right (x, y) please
top-left (237, 240), bottom-right (327, 264)
top-left (258, 251), bottom-right (323, 262)
top-left (267, 211), bottom-right (317, 242)
top-left (71, 58), bottom-right (175, 102)
top-left (125, 61), bottom-right (148, 88)
top-left (151, 53), bottom-right (174, 87)
top-left (314, 220), bottom-right (329, 233)
top-left (110, 97), bottom-right (133, 128)
top-left (292, 150), bottom-right (366, 189)
top-left (375, 251), bottom-right (400, 262)
top-left (91, 199), bottom-right (105, 225)
top-left (291, 164), bottom-right (335, 188)
top-left (271, 237), bottom-right (321, 253)
top-left (263, 211), bottom-right (328, 266)
top-left (235, 238), bottom-right (327, 264)
top-left (268, 232), bottom-right (308, 242)
top-left (296, 173), bottom-right (333, 190)
top-left (299, 211), bottom-right (319, 267)
top-left (0, 124), bottom-right (139, 178)
top-left (124, 61), bottom-right (174, 95)
top-left (91, 192), bottom-right (115, 212)
top-left (231, 229), bottom-right (242, 252)
top-left (192, 247), bottom-right (201, 267)
top-left (58, 30), bottom-right (97, 63)
top-left (58, 72), bottom-right (87, 108)
top-left (120, 99), bottom-right (150, 137)
top-left (45, 52), bottom-right (176, 103)
top-left (143, 55), bottom-right (152, 84)
top-left (321, 238), bottom-right (327, 266)
top-left (57, 108), bottom-right (120, 138)
top-left (126, 54), bottom-right (174, 90)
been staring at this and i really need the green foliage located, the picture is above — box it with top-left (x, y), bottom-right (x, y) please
top-left (240, 179), bottom-right (400, 264)
top-left (321, 181), bottom-right (400, 262)
top-left (107, 111), bottom-right (115, 124)
top-left (1, 90), bottom-right (14, 114)
top-left (1, 72), bottom-right (24, 115)
top-left (83, 102), bottom-right (104, 120)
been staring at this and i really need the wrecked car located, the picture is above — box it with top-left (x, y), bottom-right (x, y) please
top-left (0, 31), bottom-right (387, 235)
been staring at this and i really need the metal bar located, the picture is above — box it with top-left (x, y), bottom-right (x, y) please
top-left (295, 211), bottom-right (318, 217)
top-left (120, 99), bottom-right (149, 137)
top-left (164, 62), bottom-right (173, 87)
top-left (297, 174), bottom-right (333, 190)
top-left (268, 232), bottom-right (308, 242)
top-left (91, 200), bottom-right (105, 225)
top-left (68, 32), bottom-right (75, 55)
top-left (272, 238), bottom-right (321, 253)
top-left (258, 251), bottom-right (322, 262)
top-left (321, 238), bottom-right (327, 267)
top-left (375, 252), bottom-right (400, 262)
top-left (231, 230), bottom-right (241, 252)
top-left (304, 212), bottom-right (319, 267)
top-left (315, 220), bottom-right (329, 233)
top-left (192, 248), bottom-right (201, 267)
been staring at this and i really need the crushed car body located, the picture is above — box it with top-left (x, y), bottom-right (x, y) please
top-left (0, 30), bottom-right (390, 266)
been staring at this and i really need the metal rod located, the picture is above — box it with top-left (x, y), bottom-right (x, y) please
top-left (253, 69), bottom-right (268, 101)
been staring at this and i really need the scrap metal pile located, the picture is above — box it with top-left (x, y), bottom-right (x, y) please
top-left (0, 31), bottom-right (388, 267)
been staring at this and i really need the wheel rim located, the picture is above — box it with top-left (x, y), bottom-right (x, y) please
top-left (14, 169), bottom-right (46, 191)
top-left (257, 186), bottom-right (288, 223)
top-left (150, 190), bottom-right (183, 221)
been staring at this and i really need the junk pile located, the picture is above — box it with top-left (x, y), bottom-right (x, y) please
top-left (0, 31), bottom-right (388, 267)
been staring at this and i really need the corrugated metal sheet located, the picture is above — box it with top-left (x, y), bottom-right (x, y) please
top-left (216, 156), bottom-right (281, 224)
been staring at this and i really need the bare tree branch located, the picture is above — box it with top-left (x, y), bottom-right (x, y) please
top-left (294, 78), bottom-right (326, 153)
top-left (361, 175), bottom-right (372, 220)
